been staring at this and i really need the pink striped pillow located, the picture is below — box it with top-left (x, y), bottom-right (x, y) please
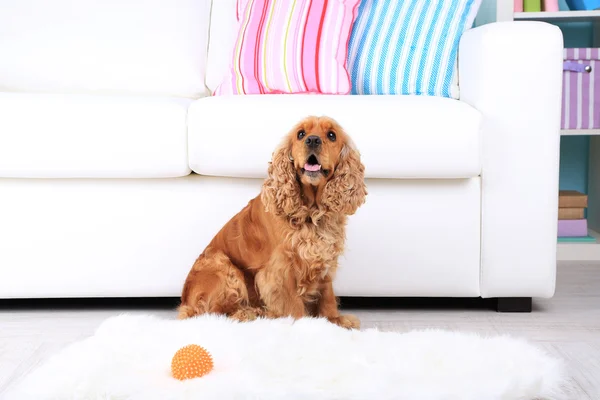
top-left (214, 0), bottom-right (360, 95)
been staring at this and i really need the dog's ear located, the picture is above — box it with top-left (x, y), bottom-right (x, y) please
top-left (321, 143), bottom-right (367, 215)
top-left (261, 138), bottom-right (307, 225)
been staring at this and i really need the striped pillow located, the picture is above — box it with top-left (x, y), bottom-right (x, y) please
top-left (214, 0), bottom-right (360, 95)
top-left (347, 0), bottom-right (481, 98)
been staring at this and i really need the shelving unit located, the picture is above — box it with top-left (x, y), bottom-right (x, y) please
top-left (496, 0), bottom-right (600, 43)
top-left (562, 129), bottom-right (600, 136)
top-left (557, 134), bottom-right (600, 261)
top-left (514, 10), bottom-right (600, 22)
top-left (558, 229), bottom-right (600, 260)
top-left (493, 1), bottom-right (600, 261)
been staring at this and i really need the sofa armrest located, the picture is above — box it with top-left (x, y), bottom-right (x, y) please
top-left (459, 21), bottom-right (563, 298)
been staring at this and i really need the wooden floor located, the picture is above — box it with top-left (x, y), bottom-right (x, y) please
top-left (1, 261), bottom-right (599, 399)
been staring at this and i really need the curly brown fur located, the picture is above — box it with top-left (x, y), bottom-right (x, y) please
top-left (178, 116), bottom-right (367, 329)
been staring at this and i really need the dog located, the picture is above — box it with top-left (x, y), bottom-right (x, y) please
top-left (177, 116), bottom-right (367, 329)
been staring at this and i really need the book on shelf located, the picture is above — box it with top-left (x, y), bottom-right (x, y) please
top-left (515, 0), bottom-right (523, 12)
top-left (524, 0), bottom-right (541, 11)
top-left (543, 0), bottom-right (559, 11)
top-left (558, 207), bottom-right (585, 220)
top-left (558, 219), bottom-right (588, 237)
top-left (558, 190), bottom-right (588, 208)
top-left (519, 0), bottom-right (559, 12)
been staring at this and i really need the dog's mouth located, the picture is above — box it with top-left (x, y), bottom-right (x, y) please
top-left (301, 154), bottom-right (331, 178)
top-left (303, 154), bottom-right (321, 172)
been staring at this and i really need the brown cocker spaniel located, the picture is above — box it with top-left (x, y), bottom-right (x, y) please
top-left (178, 116), bottom-right (367, 329)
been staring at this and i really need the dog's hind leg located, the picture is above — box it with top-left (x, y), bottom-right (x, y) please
top-left (177, 249), bottom-right (250, 319)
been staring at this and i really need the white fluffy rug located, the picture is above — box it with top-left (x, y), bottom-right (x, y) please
top-left (7, 314), bottom-right (569, 400)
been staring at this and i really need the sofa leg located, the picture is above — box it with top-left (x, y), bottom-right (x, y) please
top-left (496, 297), bottom-right (532, 312)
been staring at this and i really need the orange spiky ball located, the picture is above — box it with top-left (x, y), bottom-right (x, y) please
top-left (171, 344), bottom-right (214, 380)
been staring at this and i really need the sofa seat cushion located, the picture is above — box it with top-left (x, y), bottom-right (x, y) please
top-left (188, 95), bottom-right (482, 179)
top-left (0, 93), bottom-right (192, 178)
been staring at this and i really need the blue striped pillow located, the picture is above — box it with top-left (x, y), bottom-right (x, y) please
top-left (347, 0), bottom-right (481, 98)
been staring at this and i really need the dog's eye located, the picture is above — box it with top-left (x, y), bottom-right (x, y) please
top-left (297, 130), bottom-right (306, 140)
top-left (327, 131), bottom-right (336, 142)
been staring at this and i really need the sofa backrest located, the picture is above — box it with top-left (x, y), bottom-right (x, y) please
top-left (0, 0), bottom-right (211, 98)
top-left (205, 0), bottom-right (238, 94)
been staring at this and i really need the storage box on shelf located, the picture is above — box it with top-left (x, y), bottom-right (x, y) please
top-left (560, 47), bottom-right (600, 135)
top-left (561, 48), bottom-right (600, 132)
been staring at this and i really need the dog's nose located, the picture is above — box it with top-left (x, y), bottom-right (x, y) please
top-left (305, 135), bottom-right (322, 149)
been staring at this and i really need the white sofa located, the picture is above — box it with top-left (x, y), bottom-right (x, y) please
top-left (0, 1), bottom-right (564, 311)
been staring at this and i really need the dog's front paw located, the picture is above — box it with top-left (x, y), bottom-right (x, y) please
top-left (229, 308), bottom-right (261, 322)
top-left (328, 314), bottom-right (360, 330)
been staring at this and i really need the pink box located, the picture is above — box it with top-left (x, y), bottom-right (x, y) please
top-left (558, 219), bottom-right (588, 237)
top-left (561, 48), bottom-right (600, 130)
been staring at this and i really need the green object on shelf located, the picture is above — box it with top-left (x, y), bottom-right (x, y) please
top-left (557, 235), bottom-right (597, 243)
top-left (523, 0), bottom-right (542, 11)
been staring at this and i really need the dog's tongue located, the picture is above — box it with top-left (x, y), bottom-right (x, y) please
top-left (304, 163), bottom-right (321, 172)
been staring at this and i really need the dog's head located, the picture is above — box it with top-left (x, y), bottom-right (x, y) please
top-left (261, 116), bottom-right (367, 222)
top-left (289, 116), bottom-right (345, 186)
